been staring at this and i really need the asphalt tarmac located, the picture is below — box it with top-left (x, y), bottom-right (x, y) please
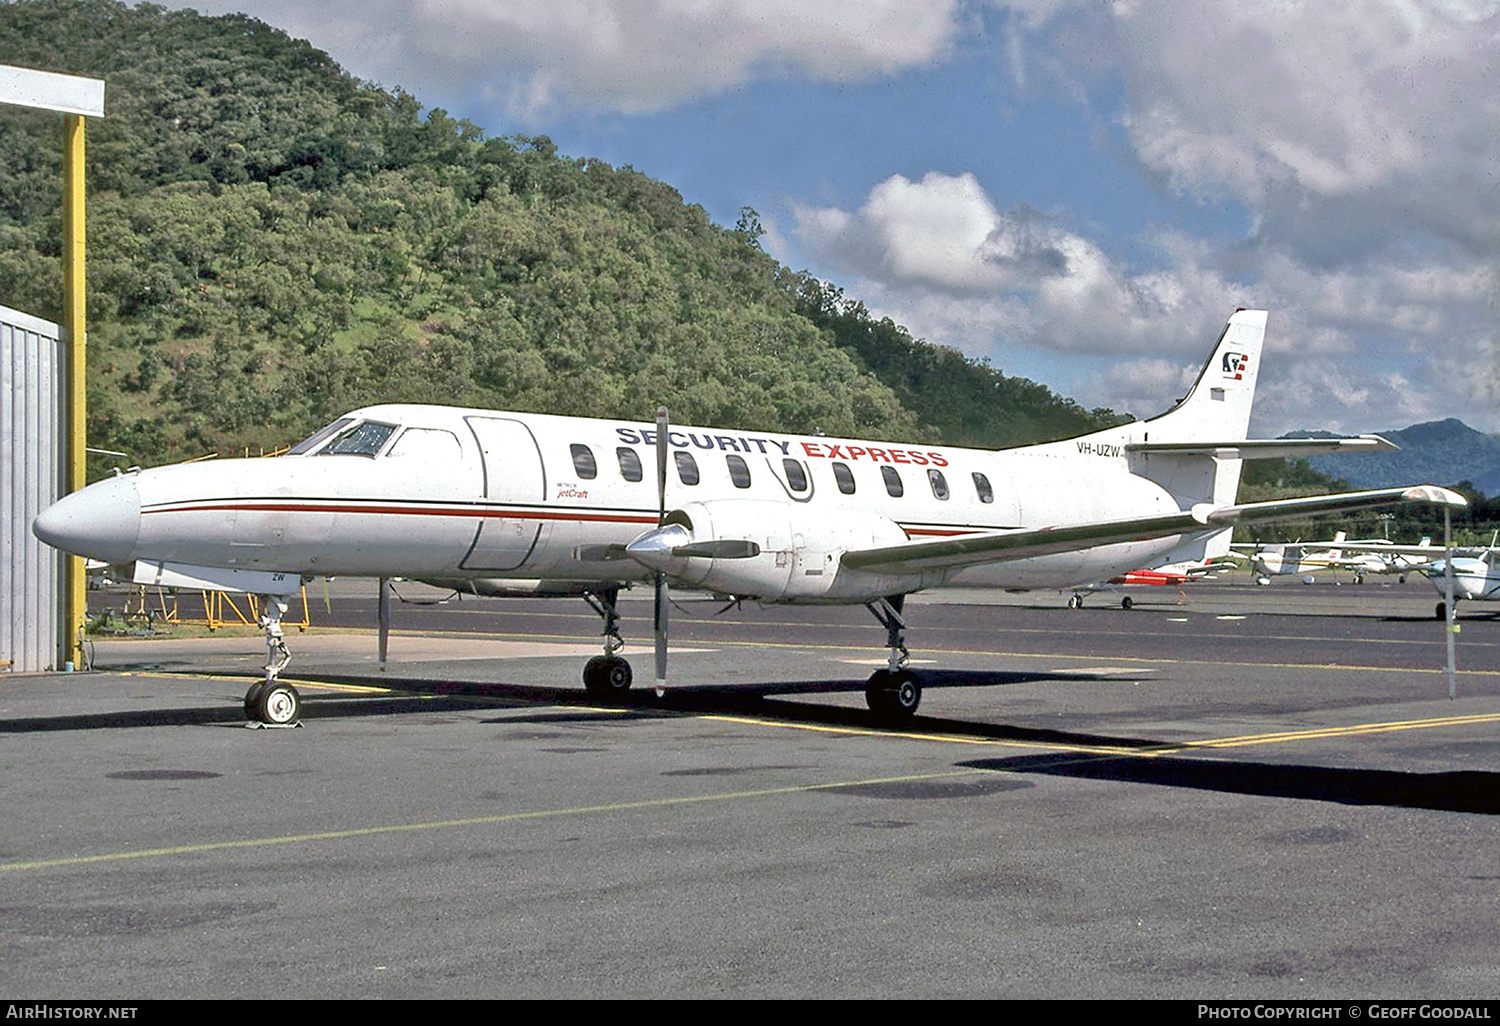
top-left (4, 575), bottom-right (1499, 999)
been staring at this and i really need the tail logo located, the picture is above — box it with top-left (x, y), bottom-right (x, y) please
top-left (1222, 352), bottom-right (1249, 380)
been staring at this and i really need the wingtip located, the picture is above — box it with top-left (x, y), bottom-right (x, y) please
top-left (1402, 485), bottom-right (1468, 508)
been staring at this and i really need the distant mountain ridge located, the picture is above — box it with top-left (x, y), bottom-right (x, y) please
top-left (1286, 418), bottom-right (1500, 496)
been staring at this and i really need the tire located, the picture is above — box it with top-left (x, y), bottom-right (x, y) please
top-left (1436, 602), bottom-right (1447, 621)
top-left (254, 682), bottom-right (301, 725)
top-left (583, 655), bottom-right (633, 695)
top-left (866, 669), bottom-right (921, 722)
top-left (243, 681), bottom-right (266, 719)
top-left (1120, 596), bottom-right (1134, 610)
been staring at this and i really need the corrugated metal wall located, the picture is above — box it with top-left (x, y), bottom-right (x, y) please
top-left (2, 304), bottom-right (63, 673)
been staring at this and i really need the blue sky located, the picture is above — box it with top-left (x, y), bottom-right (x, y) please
top-left (182, 1), bottom-right (1500, 436)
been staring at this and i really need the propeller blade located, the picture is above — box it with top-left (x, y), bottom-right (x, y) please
top-left (654, 570), bottom-right (668, 695)
top-left (671, 539), bottom-right (761, 559)
top-left (654, 405), bottom-right (669, 695)
top-left (655, 405), bottom-right (668, 528)
top-left (624, 525), bottom-right (761, 567)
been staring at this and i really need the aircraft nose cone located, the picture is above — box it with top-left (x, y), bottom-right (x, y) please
top-left (33, 474), bottom-right (142, 564)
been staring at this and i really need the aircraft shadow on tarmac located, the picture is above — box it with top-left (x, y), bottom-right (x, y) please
top-left (12, 670), bottom-right (1499, 817)
top-left (959, 751), bottom-right (1500, 816)
top-left (0, 667), bottom-right (1136, 746)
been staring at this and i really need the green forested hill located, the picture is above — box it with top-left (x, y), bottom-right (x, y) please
top-left (0, 0), bottom-right (1118, 474)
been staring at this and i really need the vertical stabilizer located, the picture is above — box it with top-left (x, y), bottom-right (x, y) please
top-left (1141, 309), bottom-right (1265, 443)
top-left (1126, 310), bottom-right (1268, 559)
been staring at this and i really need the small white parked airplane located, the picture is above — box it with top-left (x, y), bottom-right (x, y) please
top-left (33, 309), bottom-right (1465, 724)
top-left (1231, 531), bottom-right (1431, 585)
top-left (1321, 537), bottom-right (1498, 618)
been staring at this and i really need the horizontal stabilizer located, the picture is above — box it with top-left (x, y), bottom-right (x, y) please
top-left (841, 485), bottom-right (1465, 574)
top-left (1124, 436), bottom-right (1396, 460)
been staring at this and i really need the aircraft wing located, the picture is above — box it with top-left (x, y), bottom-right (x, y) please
top-left (841, 485), bottom-right (1465, 574)
top-left (1320, 540), bottom-right (1480, 558)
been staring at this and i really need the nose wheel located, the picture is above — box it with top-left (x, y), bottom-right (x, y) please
top-left (581, 588), bottom-right (636, 697)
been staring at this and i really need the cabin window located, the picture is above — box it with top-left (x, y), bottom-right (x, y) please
top-left (782, 458), bottom-right (809, 493)
top-left (569, 443), bottom-right (598, 480)
top-left (289, 417), bottom-right (354, 455)
top-left (928, 468), bottom-right (950, 500)
top-left (319, 420), bottom-right (397, 457)
top-left (674, 451), bottom-right (700, 485)
top-left (972, 472), bottom-right (994, 504)
top-left (881, 465), bottom-right (904, 498)
top-left (726, 454), bottom-right (751, 488)
top-left (617, 447), bottom-right (643, 482)
top-left (832, 461), bottom-right (856, 495)
top-left (386, 427), bottom-right (462, 462)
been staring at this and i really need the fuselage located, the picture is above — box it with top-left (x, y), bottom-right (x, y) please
top-left (1429, 555), bottom-right (1500, 603)
top-left (35, 402), bottom-right (1211, 602)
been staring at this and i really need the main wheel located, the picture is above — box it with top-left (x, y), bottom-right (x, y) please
top-left (1436, 601), bottom-right (1448, 621)
top-left (1067, 594), bottom-right (1083, 609)
top-left (1120, 596), bottom-right (1134, 610)
top-left (583, 655), bottom-right (633, 696)
top-left (866, 669), bottom-right (921, 722)
top-left (254, 682), bottom-right (301, 725)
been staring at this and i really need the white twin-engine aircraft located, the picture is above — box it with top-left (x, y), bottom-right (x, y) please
top-left (33, 309), bottom-right (1465, 724)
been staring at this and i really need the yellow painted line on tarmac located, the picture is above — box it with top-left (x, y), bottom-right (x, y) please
top-left (0, 767), bottom-right (988, 874)
top-left (6, 706), bottom-right (1497, 873)
top-left (701, 713), bottom-right (1150, 757)
top-left (701, 709), bottom-right (1500, 760)
top-left (1174, 711), bottom-right (1500, 749)
top-left (118, 669), bottom-right (395, 696)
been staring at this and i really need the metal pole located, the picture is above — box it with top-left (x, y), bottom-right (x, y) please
top-left (61, 113), bottom-right (86, 671)
top-left (378, 576), bottom-right (390, 671)
top-left (1444, 506), bottom-right (1457, 699)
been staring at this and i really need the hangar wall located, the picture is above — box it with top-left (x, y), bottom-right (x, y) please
top-left (1, 304), bottom-right (63, 672)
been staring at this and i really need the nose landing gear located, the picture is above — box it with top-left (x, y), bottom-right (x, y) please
top-left (244, 595), bottom-right (302, 727)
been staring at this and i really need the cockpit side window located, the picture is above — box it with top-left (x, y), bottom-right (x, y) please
top-left (318, 421), bottom-right (398, 457)
top-left (386, 427), bottom-right (462, 462)
top-left (288, 417), bottom-right (354, 455)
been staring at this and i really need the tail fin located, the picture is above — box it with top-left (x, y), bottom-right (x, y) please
top-left (1139, 308), bottom-right (1265, 443)
top-left (1114, 310), bottom-right (1268, 562)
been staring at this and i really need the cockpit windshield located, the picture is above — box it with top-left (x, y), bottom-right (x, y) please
top-left (287, 417), bottom-right (353, 455)
top-left (288, 418), bottom-right (398, 457)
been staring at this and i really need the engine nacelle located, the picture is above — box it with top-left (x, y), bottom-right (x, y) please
top-left (642, 499), bottom-right (939, 602)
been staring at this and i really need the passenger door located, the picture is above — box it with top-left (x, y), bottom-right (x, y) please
top-left (461, 417), bottom-right (549, 571)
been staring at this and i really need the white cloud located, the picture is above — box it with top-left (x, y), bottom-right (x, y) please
top-left (186, 0), bottom-right (963, 118)
top-left (1008, 0), bottom-right (1500, 264)
top-left (790, 172), bottom-right (1242, 356)
top-left (785, 167), bottom-right (1500, 433)
top-left (792, 172), bottom-right (1079, 295)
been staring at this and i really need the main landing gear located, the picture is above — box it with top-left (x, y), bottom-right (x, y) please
top-left (582, 587), bottom-right (634, 697)
top-left (243, 595), bottom-right (302, 726)
top-left (865, 596), bottom-right (922, 723)
top-left (574, 588), bottom-right (925, 723)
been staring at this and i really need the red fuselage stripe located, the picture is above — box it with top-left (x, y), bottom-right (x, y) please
top-left (140, 501), bottom-right (994, 538)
